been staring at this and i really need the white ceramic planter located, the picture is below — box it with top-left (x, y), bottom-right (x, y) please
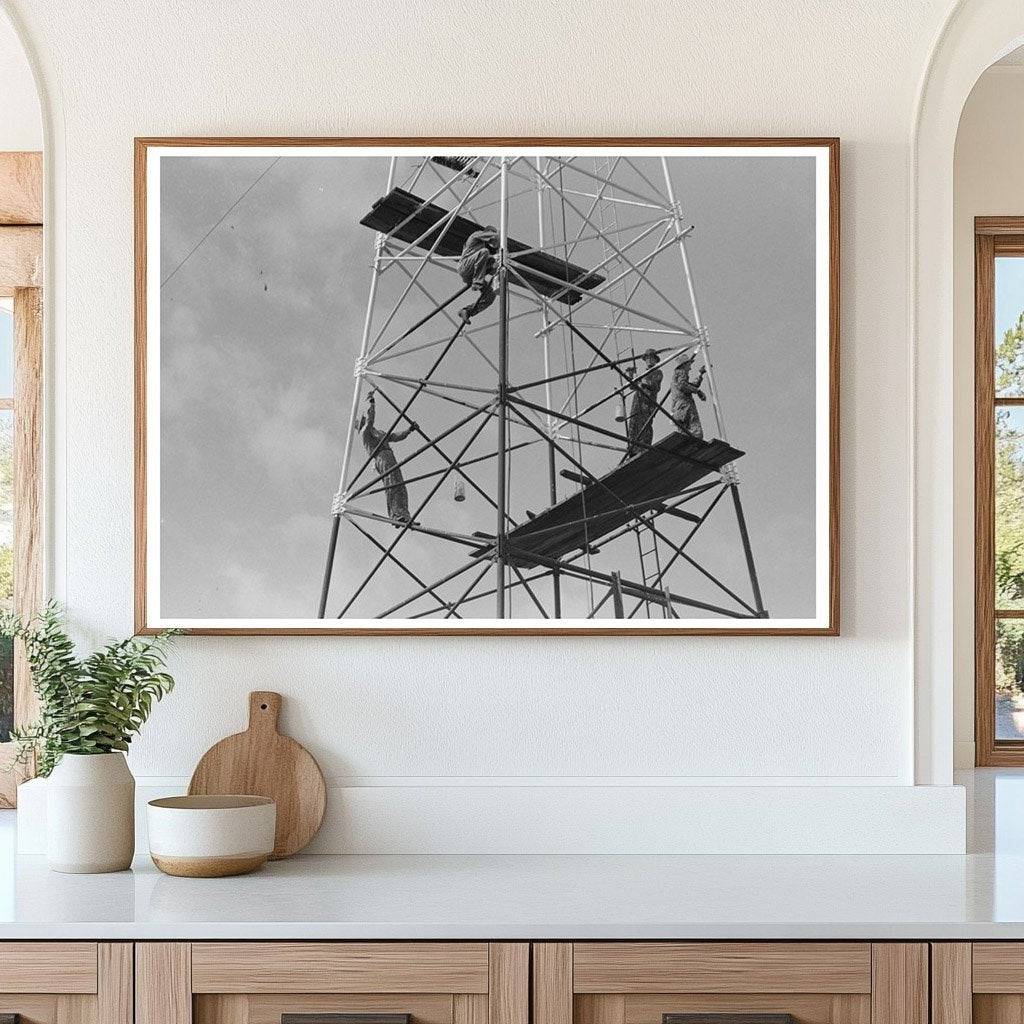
top-left (46, 752), bottom-right (135, 873)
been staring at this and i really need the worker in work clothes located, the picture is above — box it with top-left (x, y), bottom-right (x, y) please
top-left (621, 347), bottom-right (663, 462)
top-left (670, 353), bottom-right (707, 440)
top-left (358, 389), bottom-right (417, 524)
top-left (457, 225), bottom-right (500, 322)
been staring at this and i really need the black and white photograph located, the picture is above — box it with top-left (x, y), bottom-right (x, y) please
top-left (138, 141), bottom-right (837, 633)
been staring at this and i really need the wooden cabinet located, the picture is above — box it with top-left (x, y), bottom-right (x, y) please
top-left (0, 938), bottom-right (944, 1024)
top-left (931, 943), bottom-right (1024, 1024)
top-left (136, 943), bottom-right (528, 1024)
top-left (533, 944), bottom-right (928, 1024)
top-left (0, 942), bottom-right (132, 1024)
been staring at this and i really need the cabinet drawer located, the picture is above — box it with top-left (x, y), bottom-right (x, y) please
top-left (973, 943), bottom-right (1024, 992)
top-left (139, 942), bottom-right (528, 1024)
top-left (535, 944), bottom-right (925, 1024)
top-left (0, 942), bottom-right (130, 1024)
top-left (0, 942), bottom-right (98, 993)
top-left (933, 942), bottom-right (1024, 1024)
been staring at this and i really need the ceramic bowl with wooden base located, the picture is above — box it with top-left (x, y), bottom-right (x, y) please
top-left (147, 795), bottom-right (276, 877)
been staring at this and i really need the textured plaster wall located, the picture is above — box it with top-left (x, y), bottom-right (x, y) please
top-left (2, 0), bottom-right (958, 793)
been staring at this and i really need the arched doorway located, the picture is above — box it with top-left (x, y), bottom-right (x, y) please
top-left (914, 0), bottom-right (1024, 785)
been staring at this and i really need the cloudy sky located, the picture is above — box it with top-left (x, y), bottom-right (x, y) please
top-left (158, 151), bottom-right (818, 622)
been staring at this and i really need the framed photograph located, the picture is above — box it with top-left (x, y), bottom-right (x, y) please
top-left (135, 137), bottom-right (838, 635)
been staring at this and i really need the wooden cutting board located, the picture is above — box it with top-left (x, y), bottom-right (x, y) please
top-left (188, 691), bottom-right (326, 859)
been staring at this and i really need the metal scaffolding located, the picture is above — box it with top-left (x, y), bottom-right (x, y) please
top-left (317, 154), bottom-right (768, 621)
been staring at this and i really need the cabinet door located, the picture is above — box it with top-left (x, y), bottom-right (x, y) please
top-left (0, 942), bottom-right (132, 1024)
top-left (137, 943), bottom-right (528, 1024)
top-left (935, 943), bottom-right (1024, 1024)
top-left (534, 944), bottom-right (927, 1024)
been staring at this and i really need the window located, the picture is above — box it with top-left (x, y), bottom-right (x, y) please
top-left (975, 220), bottom-right (1024, 764)
top-left (0, 287), bottom-right (42, 806)
top-left (0, 150), bottom-right (43, 805)
top-left (0, 299), bottom-right (11, 745)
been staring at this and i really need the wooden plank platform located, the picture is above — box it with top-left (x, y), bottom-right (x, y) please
top-left (472, 432), bottom-right (743, 568)
top-left (360, 187), bottom-right (605, 304)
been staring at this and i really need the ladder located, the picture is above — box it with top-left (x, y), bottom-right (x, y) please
top-left (634, 511), bottom-right (669, 618)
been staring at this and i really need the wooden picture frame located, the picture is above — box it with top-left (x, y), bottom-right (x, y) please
top-left (135, 137), bottom-right (839, 636)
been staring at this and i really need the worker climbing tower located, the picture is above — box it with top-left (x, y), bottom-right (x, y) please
top-left (316, 153), bottom-right (768, 622)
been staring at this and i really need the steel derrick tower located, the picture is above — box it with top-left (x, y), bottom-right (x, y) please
top-left (317, 153), bottom-right (767, 623)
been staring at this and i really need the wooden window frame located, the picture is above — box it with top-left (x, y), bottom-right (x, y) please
top-left (975, 217), bottom-right (1024, 765)
top-left (0, 151), bottom-right (43, 806)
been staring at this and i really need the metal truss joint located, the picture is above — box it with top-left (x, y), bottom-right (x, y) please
top-left (330, 490), bottom-right (348, 516)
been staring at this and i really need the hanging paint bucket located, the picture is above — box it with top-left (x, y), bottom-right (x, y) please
top-left (453, 479), bottom-right (466, 502)
top-left (614, 397), bottom-right (627, 423)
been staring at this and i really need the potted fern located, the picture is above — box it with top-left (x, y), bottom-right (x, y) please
top-left (3, 604), bottom-right (177, 873)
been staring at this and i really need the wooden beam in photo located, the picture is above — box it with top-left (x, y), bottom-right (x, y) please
top-left (0, 153), bottom-right (43, 225)
top-left (0, 225), bottom-right (42, 293)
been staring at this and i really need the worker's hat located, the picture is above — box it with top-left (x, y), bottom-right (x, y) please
top-left (641, 347), bottom-right (659, 361)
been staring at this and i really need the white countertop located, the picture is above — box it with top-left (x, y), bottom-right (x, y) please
top-left (1, 769), bottom-right (1022, 941)
top-left (1, 849), bottom-right (1023, 940)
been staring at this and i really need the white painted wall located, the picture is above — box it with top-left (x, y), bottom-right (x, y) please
top-left (0, 10), bottom-right (39, 151)
top-left (0, 0), bottom-right (981, 851)
top-left (952, 65), bottom-right (1024, 768)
